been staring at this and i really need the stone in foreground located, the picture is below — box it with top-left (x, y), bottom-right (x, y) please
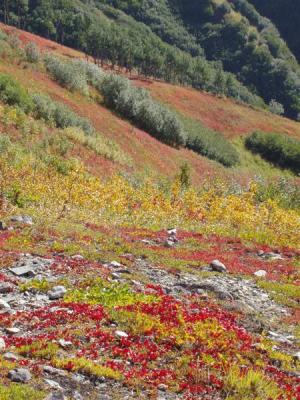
top-left (48, 286), bottom-right (67, 300)
top-left (210, 259), bottom-right (227, 273)
top-left (8, 368), bottom-right (31, 382)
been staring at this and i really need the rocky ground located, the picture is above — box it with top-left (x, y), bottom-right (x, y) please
top-left (0, 224), bottom-right (299, 399)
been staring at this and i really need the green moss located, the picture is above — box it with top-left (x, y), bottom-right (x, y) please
top-left (64, 277), bottom-right (157, 307)
top-left (0, 384), bottom-right (45, 400)
top-left (53, 357), bottom-right (122, 380)
top-left (257, 280), bottom-right (300, 308)
top-left (224, 366), bottom-right (282, 399)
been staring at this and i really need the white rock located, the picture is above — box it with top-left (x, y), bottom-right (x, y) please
top-left (5, 327), bottom-right (20, 334)
top-left (3, 352), bottom-right (18, 361)
top-left (210, 259), bottom-right (227, 273)
top-left (58, 339), bottom-right (73, 349)
top-left (0, 338), bottom-right (6, 351)
top-left (254, 270), bottom-right (267, 278)
top-left (293, 351), bottom-right (300, 361)
top-left (115, 330), bottom-right (128, 338)
top-left (167, 228), bottom-right (177, 236)
top-left (71, 254), bottom-right (84, 260)
top-left (109, 261), bottom-right (122, 268)
top-left (0, 300), bottom-right (10, 310)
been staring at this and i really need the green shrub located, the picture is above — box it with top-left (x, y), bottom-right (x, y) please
top-left (73, 59), bottom-right (105, 89)
top-left (100, 74), bottom-right (186, 147)
top-left (32, 93), bottom-right (94, 135)
top-left (269, 99), bottom-right (284, 115)
top-left (0, 384), bottom-right (45, 400)
top-left (0, 30), bottom-right (8, 41)
top-left (0, 74), bottom-right (33, 112)
top-left (181, 115), bottom-right (239, 167)
top-left (245, 131), bottom-right (300, 173)
top-left (45, 55), bottom-right (89, 95)
top-left (25, 42), bottom-right (40, 63)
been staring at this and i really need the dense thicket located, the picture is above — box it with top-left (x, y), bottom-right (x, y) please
top-left (100, 74), bottom-right (186, 147)
top-left (248, 0), bottom-right (300, 63)
top-left (42, 54), bottom-right (238, 165)
top-left (245, 131), bottom-right (300, 173)
top-left (180, 115), bottom-right (240, 167)
top-left (0, 0), bottom-right (263, 109)
top-left (107, 0), bottom-right (300, 119)
top-left (32, 93), bottom-right (94, 135)
top-left (0, 73), bottom-right (33, 112)
top-left (0, 72), bottom-right (94, 134)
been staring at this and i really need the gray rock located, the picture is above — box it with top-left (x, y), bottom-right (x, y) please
top-left (164, 240), bottom-right (175, 248)
top-left (262, 252), bottom-right (284, 260)
top-left (73, 392), bottom-right (83, 400)
top-left (44, 393), bottom-right (66, 400)
top-left (10, 215), bottom-right (33, 225)
top-left (44, 379), bottom-right (62, 390)
top-left (43, 365), bottom-right (67, 376)
top-left (8, 368), bottom-right (32, 382)
top-left (48, 286), bottom-right (67, 300)
top-left (210, 259), bottom-right (227, 273)
top-left (158, 384), bottom-right (168, 391)
top-left (0, 299), bottom-right (10, 310)
top-left (0, 282), bottom-right (14, 294)
top-left (109, 261), bottom-right (122, 268)
top-left (9, 265), bottom-right (36, 277)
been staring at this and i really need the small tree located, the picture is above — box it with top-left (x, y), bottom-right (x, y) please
top-left (25, 42), bottom-right (40, 63)
top-left (269, 99), bottom-right (284, 116)
top-left (178, 163), bottom-right (191, 189)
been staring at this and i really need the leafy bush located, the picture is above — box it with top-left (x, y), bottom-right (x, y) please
top-left (0, 74), bottom-right (33, 112)
top-left (31, 93), bottom-right (94, 135)
top-left (181, 115), bottom-right (239, 167)
top-left (0, 30), bottom-right (8, 41)
top-left (269, 99), bottom-right (284, 115)
top-left (73, 59), bottom-right (105, 89)
top-left (64, 127), bottom-right (131, 165)
top-left (245, 131), bottom-right (300, 173)
top-left (254, 177), bottom-right (300, 210)
top-left (45, 55), bottom-right (89, 95)
top-left (100, 74), bottom-right (186, 147)
top-left (25, 42), bottom-right (40, 63)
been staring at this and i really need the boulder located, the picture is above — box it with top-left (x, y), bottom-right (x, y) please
top-left (210, 259), bottom-right (227, 273)
top-left (115, 330), bottom-right (128, 338)
top-left (48, 286), bottom-right (67, 300)
top-left (8, 368), bottom-right (32, 382)
top-left (254, 270), bottom-right (267, 278)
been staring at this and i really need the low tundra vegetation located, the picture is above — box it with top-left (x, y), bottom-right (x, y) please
top-left (245, 131), bottom-right (300, 173)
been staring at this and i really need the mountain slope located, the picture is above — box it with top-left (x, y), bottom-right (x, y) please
top-left (0, 23), bottom-right (299, 400)
top-left (1, 0), bottom-right (300, 119)
top-left (249, 0), bottom-right (300, 63)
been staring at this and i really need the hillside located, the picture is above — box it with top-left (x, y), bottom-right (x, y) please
top-left (0, 23), bottom-right (299, 400)
top-left (249, 0), bottom-right (300, 63)
top-left (1, 0), bottom-right (300, 120)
